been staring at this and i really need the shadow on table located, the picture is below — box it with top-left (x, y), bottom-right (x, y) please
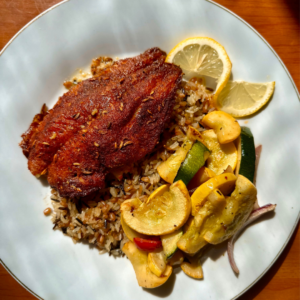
top-left (283, 0), bottom-right (300, 23)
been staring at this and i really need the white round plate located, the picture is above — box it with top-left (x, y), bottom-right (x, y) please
top-left (0, 0), bottom-right (299, 299)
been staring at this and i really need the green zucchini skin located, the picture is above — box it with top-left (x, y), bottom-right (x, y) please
top-left (161, 229), bottom-right (183, 259)
top-left (174, 141), bottom-right (210, 185)
top-left (237, 127), bottom-right (256, 182)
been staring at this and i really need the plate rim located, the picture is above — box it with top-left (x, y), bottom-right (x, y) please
top-left (0, 1), bottom-right (299, 299)
top-left (207, 1), bottom-right (300, 297)
top-left (0, 0), bottom-right (68, 57)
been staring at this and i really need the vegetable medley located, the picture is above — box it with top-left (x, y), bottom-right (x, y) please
top-left (121, 110), bottom-right (276, 288)
top-left (121, 36), bottom-right (276, 288)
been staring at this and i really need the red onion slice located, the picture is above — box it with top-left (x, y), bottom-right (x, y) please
top-left (227, 203), bottom-right (276, 274)
top-left (188, 188), bottom-right (196, 196)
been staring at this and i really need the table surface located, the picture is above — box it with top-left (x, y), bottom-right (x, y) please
top-left (0, 0), bottom-right (299, 299)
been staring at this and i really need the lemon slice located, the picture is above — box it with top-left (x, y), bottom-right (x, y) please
top-left (166, 37), bottom-right (232, 99)
top-left (216, 80), bottom-right (275, 117)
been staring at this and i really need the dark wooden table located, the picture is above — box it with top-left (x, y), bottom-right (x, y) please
top-left (0, 0), bottom-right (299, 299)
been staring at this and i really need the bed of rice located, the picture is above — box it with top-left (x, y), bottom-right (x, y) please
top-left (50, 58), bottom-right (215, 256)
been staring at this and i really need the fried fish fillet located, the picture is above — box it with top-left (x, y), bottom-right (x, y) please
top-left (22, 48), bottom-right (166, 176)
top-left (21, 48), bottom-right (182, 197)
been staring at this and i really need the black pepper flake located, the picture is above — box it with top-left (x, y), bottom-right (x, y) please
top-left (216, 190), bottom-right (222, 195)
top-left (51, 198), bottom-right (60, 202)
top-left (62, 227), bottom-right (67, 234)
top-left (76, 217), bottom-right (84, 225)
top-left (174, 225), bottom-right (177, 227)
top-left (58, 207), bottom-right (68, 210)
top-left (104, 219), bottom-right (107, 228)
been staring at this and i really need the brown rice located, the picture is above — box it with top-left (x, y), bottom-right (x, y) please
top-left (49, 57), bottom-right (215, 256)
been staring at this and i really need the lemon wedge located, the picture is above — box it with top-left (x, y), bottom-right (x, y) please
top-left (166, 37), bottom-right (232, 99)
top-left (216, 80), bottom-right (275, 117)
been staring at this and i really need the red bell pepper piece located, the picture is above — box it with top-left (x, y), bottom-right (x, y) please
top-left (133, 237), bottom-right (162, 252)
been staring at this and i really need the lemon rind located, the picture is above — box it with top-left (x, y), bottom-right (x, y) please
top-left (217, 81), bottom-right (275, 117)
top-left (166, 37), bottom-right (232, 102)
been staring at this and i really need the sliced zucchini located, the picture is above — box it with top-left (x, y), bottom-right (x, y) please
top-left (157, 126), bottom-right (208, 184)
top-left (122, 241), bottom-right (172, 289)
top-left (235, 126), bottom-right (256, 182)
top-left (157, 139), bottom-right (193, 183)
top-left (174, 141), bottom-right (210, 185)
top-left (161, 229), bottom-right (183, 259)
top-left (121, 180), bottom-right (191, 236)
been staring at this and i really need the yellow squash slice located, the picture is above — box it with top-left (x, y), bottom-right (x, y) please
top-left (191, 172), bottom-right (236, 216)
top-left (121, 181), bottom-right (191, 235)
top-left (202, 111), bottom-right (241, 144)
top-left (181, 262), bottom-right (203, 279)
top-left (121, 216), bottom-right (147, 242)
top-left (204, 175), bottom-right (257, 244)
top-left (180, 250), bottom-right (204, 279)
top-left (202, 129), bottom-right (238, 175)
top-left (148, 251), bottom-right (167, 277)
top-left (177, 216), bottom-right (208, 255)
top-left (122, 241), bottom-right (172, 289)
top-left (178, 189), bottom-right (226, 254)
top-left (147, 185), bottom-right (169, 203)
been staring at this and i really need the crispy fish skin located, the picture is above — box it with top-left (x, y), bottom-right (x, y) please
top-left (48, 60), bottom-right (182, 197)
top-left (24, 48), bottom-right (166, 176)
top-left (19, 104), bottom-right (48, 158)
